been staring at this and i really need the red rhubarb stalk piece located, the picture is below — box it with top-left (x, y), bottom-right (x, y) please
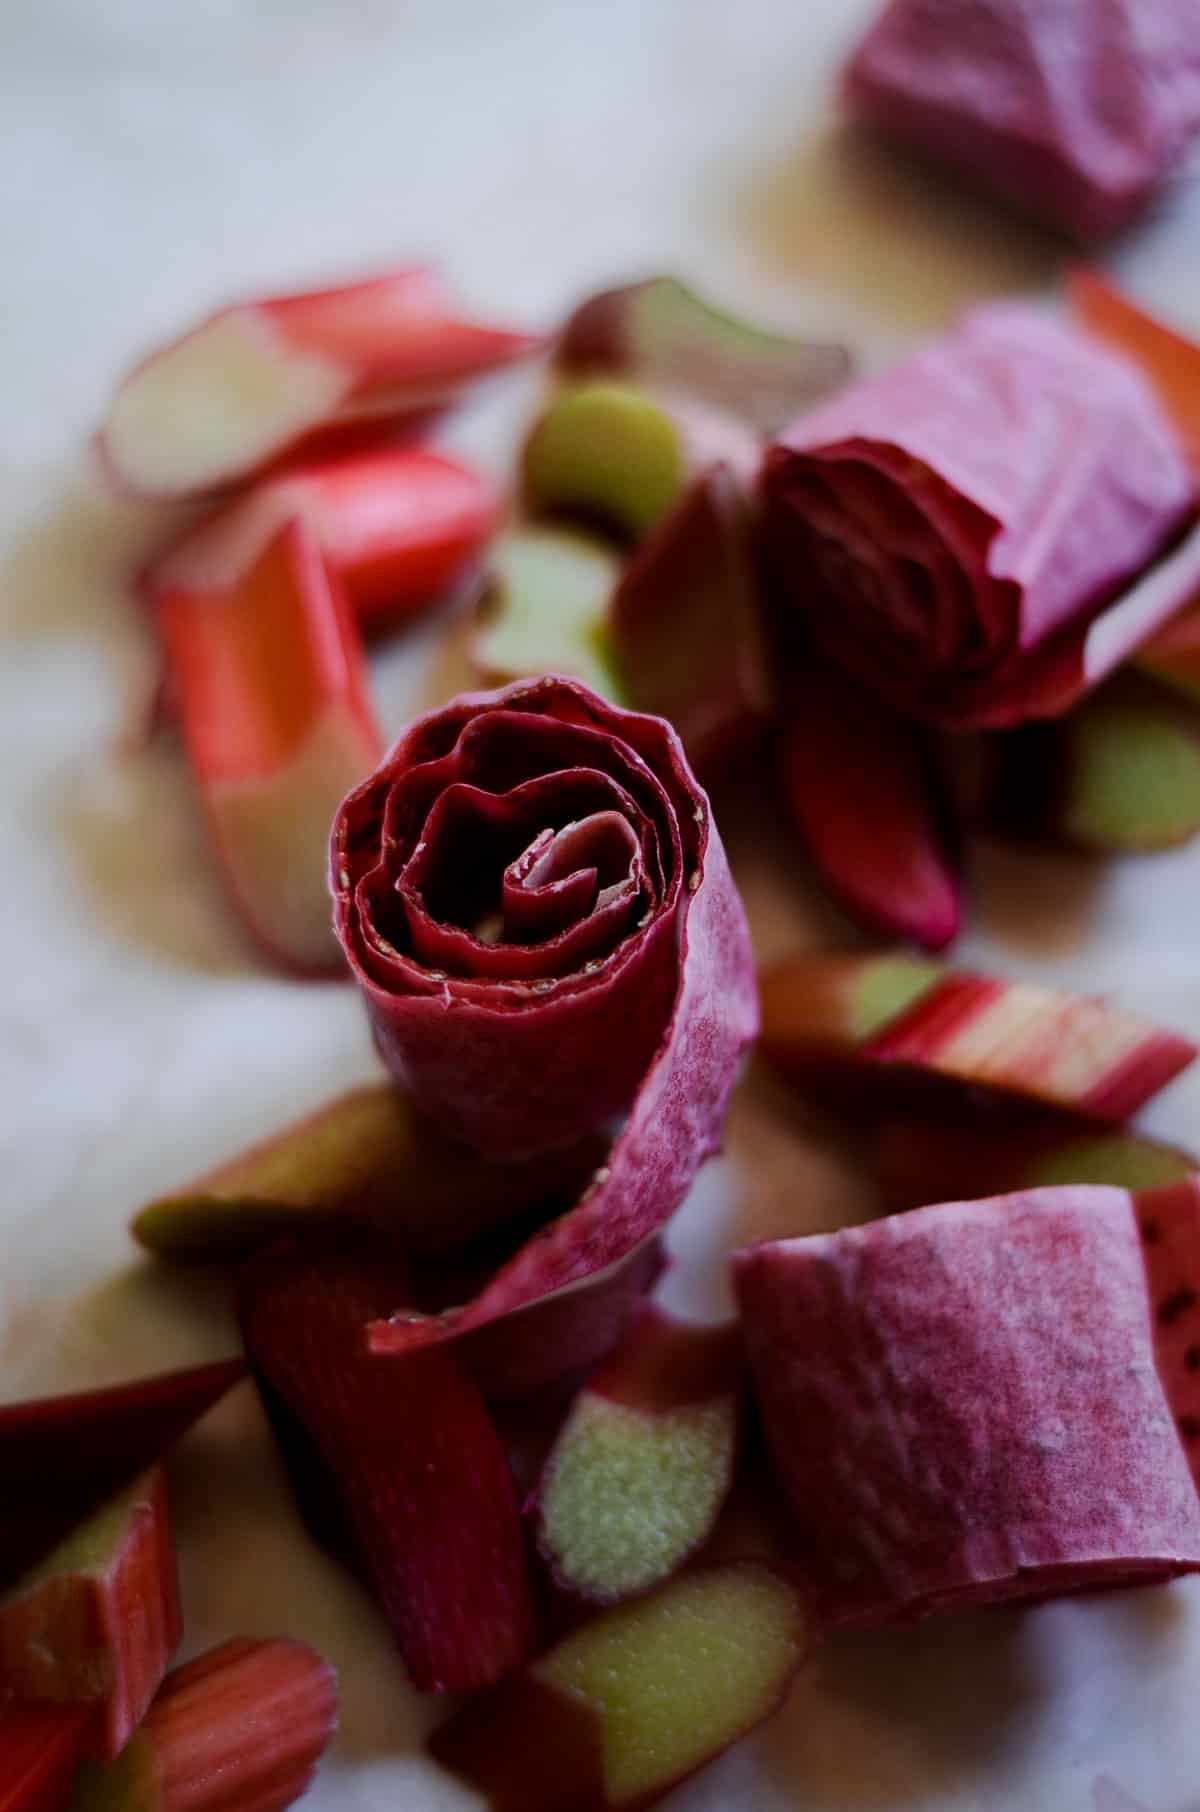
top-left (143, 446), bottom-right (500, 638)
top-left (156, 516), bottom-right (381, 974)
top-left (100, 266), bottom-right (541, 500)
top-left (429, 1563), bottom-right (809, 1812)
top-left (0, 1468), bottom-right (179, 1761)
top-left (759, 950), bottom-right (1196, 1123)
top-left (69, 1637), bottom-right (338, 1812)
top-left (535, 1304), bottom-right (743, 1603)
top-left (0, 1701), bottom-right (92, 1812)
top-left (238, 1239), bottom-right (534, 1691)
top-left (777, 657), bottom-right (961, 948)
top-left (609, 465), bottom-right (774, 778)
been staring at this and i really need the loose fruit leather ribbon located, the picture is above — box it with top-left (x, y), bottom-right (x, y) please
top-left (763, 305), bottom-right (1199, 728)
top-left (332, 676), bottom-right (756, 1336)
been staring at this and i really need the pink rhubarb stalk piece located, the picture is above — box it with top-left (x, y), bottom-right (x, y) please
top-left (0, 1701), bottom-right (92, 1812)
top-left (332, 677), bottom-right (757, 1359)
top-left (156, 516), bottom-right (381, 974)
top-left (534, 1305), bottom-right (742, 1604)
top-left (759, 950), bottom-right (1196, 1123)
top-left (238, 1239), bottom-right (534, 1692)
top-left (733, 1179), bottom-right (1200, 1628)
top-left (429, 1563), bottom-right (810, 1812)
top-left (843, 0), bottom-right (1200, 240)
top-left (0, 1467), bottom-right (180, 1761)
top-left (609, 465), bottom-right (774, 778)
top-left (777, 656), bottom-right (961, 949)
top-left (143, 446), bottom-right (500, 639)
top-left (1070, 270), bottom-right (1200, 479)
top-left (762, 305), bottom-right (1197, 729)
top-left (99, 266), bottom-right (541, 500)
top-left (69, 1637), bottom-right (338, 1812)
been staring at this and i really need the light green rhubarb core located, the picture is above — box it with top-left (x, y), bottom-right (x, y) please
top-left (634, 277), bottom-right (805, 366)
top-left (1063, 694), bottom-right (1200, 850)
top-left (69, 1733), bottom-right (157, 1812)
top-left (523, 381), bottom-right (686, 539)
top-left (7, 1473), bottom-right (149, 1597)
top-left (540, 1396), bottom-right (734, 1600)
top-left (537, 1567), bottom-right (805, 1804)
top-left (1029, 1132), bottom-right (1195, 1191)
top-left (850, 955), bottom-right (945, 1041)
top-left (475, 527), bottom-right (627, 701)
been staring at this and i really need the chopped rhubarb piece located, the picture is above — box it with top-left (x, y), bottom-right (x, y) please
top-left (778, 657), bottom-right (961, 947)
top-left (471, 526), bottom-right (624, 700)
top-left (536, 1305), bottom-right (742, 1603)
top-left (0, 1468), bottom-right (179, 1760)
top-left (99, 266), bottom-right (541, 499)
top-left (0, 1701), bottom-right (92, 1812)
top-left (610, 465), bottom-right (773, 776)
top-left (143, 446), bottom-right (500, 637)
top-left (763, 305), bottom-right (1197, 729)
top-left (759, 952), bottom-right (1196, 1123)
top-left (1137, 600), bottom-right (1200, 706)
top-left (735, 1183), bottom-right (1200, 1626)
top-left (558, 275), bottom-right (849, 435)
top-left (69, 1637), bottom-right (337, 1812)
top-left (239, 1240), bottom-right (533, 1691)
top-left (523, 381), bottom-right (757, 542)
top-left (133, 1084), bottom-right (606, 1262)
top-left (429, 1563), bottom-right (809, 1812)
top-left (1070, 271), bottom-right (1200, 477)
top-left (156, 516), bottom-right (380, 974)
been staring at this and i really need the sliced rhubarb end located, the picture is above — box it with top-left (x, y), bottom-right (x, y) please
top-left (471, 526), bottom-right (625, 701)
top-left (0, 1700), bottom-right (94, 1812)
top-left (0, 1467), bottom-right (179, 1761)
top-left (1070, 270), bottom-right (1200, 477)
top-left (522, 381), bottom-right (687, 540)
top-left (758, 951), bottom-right (946, 1060)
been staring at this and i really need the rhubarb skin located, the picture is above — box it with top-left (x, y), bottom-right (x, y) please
top-left (610, 465), bottom-right (774, 778)
top-left (535, 1305), bottom-right (743, 1604)
top-left (759, 951), bottom-right (1197, 1123)
top-left (0, 1701), bottom-right (92, 1812)
top-left (429, 1563), bottom-right (809, 1812)
top-left (100, 266), bottom-right (542, 500)
top-left (0, 1468), bottom-right (180, 1761)
top-left (1070, 271), bottom-right (1200, 477)
top-left (239, 1239), bottom-right (534, 1691)
top-left (68, 1637), bottom-right (338, 1812)
top-left (132, 1083), bottom-right (608, 1263)
top-left (143, 446), bottom-right (501, 638)
top-left (155, 516), bottom-right (381, 975)
top-left (777, 657), bottom-right (961, 948)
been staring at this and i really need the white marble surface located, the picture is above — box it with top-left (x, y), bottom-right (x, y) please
top-left (5, 1), bottom-right (1200, 1806)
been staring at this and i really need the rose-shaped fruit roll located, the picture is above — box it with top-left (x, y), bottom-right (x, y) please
top-left (332, 678), bottom-right (756, 1322)
top-left (763, 305), bottom-right (1199, 728)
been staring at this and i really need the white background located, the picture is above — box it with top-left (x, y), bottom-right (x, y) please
top-left (4, 2), bottom-right (1200, 1807)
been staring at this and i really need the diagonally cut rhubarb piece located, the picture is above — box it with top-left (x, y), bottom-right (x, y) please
top-left (470, 526), bottom-right (625, 701)
top-left (1070, 270), bottom-right (1200, 478)
top-left (777, 657), bottom-right (961, 948)
top-left (609, 465), bottom-right (773, 777)
top-left (68, 1636), bottom-right (338, 1812)
top-left (143, 446), bottom-right (501, 638)
top-left (99, 266), bottom-right (542, 499)
top-left (535, 1305), bottom-right (743, 1604)
top-left (239, 1239), bottom-right (533, 1691)
top-left (557, 275), bottom-right (850, 435)
top-left (429, 1563), bottom-right (809, 1812)
top-left (0, 1701), bottom-right (92, 1812)
top-left (759, 951), bottom-right (1197, 1123)
top-left (132, 1084), bottom-right (607, 1263)
top-left (0, 1468), bottom-right (179, 1761)
top-left (156, 516), bottom-right (381, 974)
top-left (522, 381), bottom-right (757, 542)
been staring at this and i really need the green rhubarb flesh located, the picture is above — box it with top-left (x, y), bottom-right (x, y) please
top-left (1028, 1131), bottom-right (1196, 1191)
top-left (848, 955), bottom-right (945, 1040)
top-left (473, 527), bottom-right (626, 700)
top-left (1061, 688), bottom-right (1200, 850)
top-left (523, 382), bottom-right (686, 539)
top-left (6, 1475), bottom-right (146, 1594)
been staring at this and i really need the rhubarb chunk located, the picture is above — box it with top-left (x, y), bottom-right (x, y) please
top-left (239, 1240), bottom-right (533, 1691)
top-left (100, 266), bottom-right (540, 499)
top-left (759, 951), bottom-right (1196, 1122)
top-left (536, 1305), bottom-right (742, 1603)
top-left (155, 516), bottom-right (380, 973)
top-left (610, 466), bottom-right (773, 776)
top-left (1137, 602), bottom-right (1200, 707)
top-left (0, 1702), bottom-right (92, 1812)
top-left (69, 1637), bottom-right (337, 1812)
top-left (0, 1468), bottom-right (179, 1761)
top-left (558, 275), bottom-right (849, 435)
top-left (734, 1181), bottom-right (1200, 1627)
top-left (471, 526), bottom-right (624, 700)
top-left (133, 1084), bottom-right (606, 1262)
top-left (430, 1564), bottom-right (809, 1812)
